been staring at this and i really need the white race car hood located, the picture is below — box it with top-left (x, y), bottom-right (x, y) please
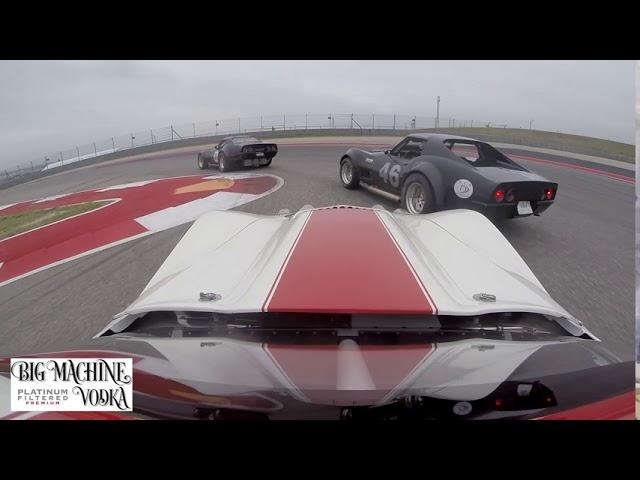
top-left (110, 206), bottom-right (586, 335)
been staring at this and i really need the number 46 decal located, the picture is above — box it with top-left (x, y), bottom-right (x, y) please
top-left (379, 162), bottom-right (401, 188)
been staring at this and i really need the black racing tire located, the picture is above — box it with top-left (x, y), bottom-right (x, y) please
top-left (259, 156), bottom-right (273, 167)
top-left (339, 157), bottom-right (360, 189)
top-left (197, 153), bottom-right (208, 170)
top-left (401, 173), bottom-right (435, 215)
top-left (218, 152), bottom-right (231, 172)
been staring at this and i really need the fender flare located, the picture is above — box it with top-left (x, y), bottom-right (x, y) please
top-left (340, 148), bottom-right (367, 170)
top-left (404, 162), bottom-right (445, 208)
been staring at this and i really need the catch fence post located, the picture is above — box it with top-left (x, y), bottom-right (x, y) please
top-left (393, 114), bottom-right (396, 130)
top-left (112, 138), bottom-right (115, 152)
top-left (94, 142), bottom-right (97, 156)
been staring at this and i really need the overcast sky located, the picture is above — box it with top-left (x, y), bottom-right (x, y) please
top-left (0, 60), bottom-right (635, 170)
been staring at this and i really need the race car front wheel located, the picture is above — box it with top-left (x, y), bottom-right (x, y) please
top-left (218, 152), bottom-right (230, 172)
top-left (197, 154), bottom-right (207, 170)
top-left (402, 174), bottom-right (434, 215)
top-left (340, 157), bottom-right (359, 189)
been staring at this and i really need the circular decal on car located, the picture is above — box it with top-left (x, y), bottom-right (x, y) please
top-left (452, 401), bottom-right (473, 416)
top-left (454, 179), bottom-right (473, 199)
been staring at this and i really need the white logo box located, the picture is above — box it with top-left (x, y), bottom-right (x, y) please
top-left (10, 358), bottom-right (133, 412)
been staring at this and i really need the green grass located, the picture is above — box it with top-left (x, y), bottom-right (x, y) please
top-left (0, 200), bottom-right (111, 240)
top-left (416, 127), bottom-right (635, 163)
top-left (294, 127), bottom-right (634, 162)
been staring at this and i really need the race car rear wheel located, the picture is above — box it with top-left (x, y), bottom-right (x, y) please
top-left (218, 152), bottom-right (230, 172)
top-left (402, 174), bottom-right (434, 215)
top-left (340, 157), bottom-right (359, 189)
top-left (259, 156), bottom-right (273, 167)
top-left (197, 153), bottom-right (207, 170)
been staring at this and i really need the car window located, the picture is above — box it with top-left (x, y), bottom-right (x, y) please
top-left (392, 138), bottom-right (426, 159)
top-left (232, 137), bottom-right (259, 144)
top-left (446, 141), bottom-right (481, 163)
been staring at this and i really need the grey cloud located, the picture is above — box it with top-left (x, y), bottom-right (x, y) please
top-left (0, 60), bottom-right (634, 170)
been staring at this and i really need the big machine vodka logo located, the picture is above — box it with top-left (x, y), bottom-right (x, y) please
top-left (10, 358), bottom-right (133, 411)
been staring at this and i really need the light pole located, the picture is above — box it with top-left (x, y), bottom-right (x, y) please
top-left (436, 96), bottom-right (440, 128)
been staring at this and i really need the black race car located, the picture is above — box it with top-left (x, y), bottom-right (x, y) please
top-left (197, 136), bottom-right (278, 172)
top-left (339, 134), bottom-right (557, 218)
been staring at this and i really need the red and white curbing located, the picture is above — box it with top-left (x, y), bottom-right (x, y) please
top-left (0, 173), bottom-right (283, 287)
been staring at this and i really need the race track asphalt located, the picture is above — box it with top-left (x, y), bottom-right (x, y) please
top-left (0, 143), bottom-right (635, 359)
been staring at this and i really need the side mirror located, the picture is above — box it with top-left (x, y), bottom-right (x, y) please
top-left (384, 150), bottom-right (390, 155)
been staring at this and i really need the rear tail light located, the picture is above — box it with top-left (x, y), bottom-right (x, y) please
top-left (506, 189), bottom-right (515, 202)
top-left (494, 189), bottom-right (505, 202)
top-left (544, 188), bottom-right (555, 200)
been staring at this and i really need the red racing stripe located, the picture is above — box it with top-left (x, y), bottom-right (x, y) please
top-left (265, 208), bottom-right (435, 314)
top-left (535, 391), bottom-right (635, 420)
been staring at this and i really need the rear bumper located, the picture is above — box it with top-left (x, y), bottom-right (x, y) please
top-left (241, 151), bottom-right (276, 160)
top-left (230, 153), bottom-right (274, 168)
top-left (471, 200), bottom-right (554, 218)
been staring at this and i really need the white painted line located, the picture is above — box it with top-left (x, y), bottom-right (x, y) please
top-left (95, 180), bottom-right (158, 192)
top-left (5, 173), bottom-right (247, 209)
top-left (0, 199), bottom-right (121, 244)
top-left (136, 173), bottom-right (284, 232)
top-left (0, 175), bottom-right (284, 289)
top-left (34, 193), bottom-right (69, 203)
top-left (0, 230), bottom-right (156, 289)
top-left (135, 191), bottom-right (259, 231)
